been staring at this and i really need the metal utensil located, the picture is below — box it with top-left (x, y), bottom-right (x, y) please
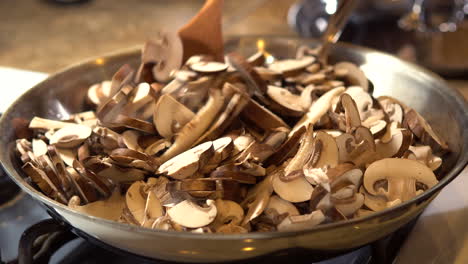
top-left (318, 0), bottom-right (359, 64)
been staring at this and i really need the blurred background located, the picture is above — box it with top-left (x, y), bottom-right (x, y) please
top-left (0, 0), bottom-right (467, 97)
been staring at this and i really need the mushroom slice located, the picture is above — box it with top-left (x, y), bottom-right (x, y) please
top-left (109, 64), bottom-right (134, 98)
top-left (168, 200), bottom-right (217, 228)
top-left (87, 81), bottom-right (112, 106)
top-left (265, 126), bottom-right (305, 167)
top-left (146, 31), bottom-right (183, 82)
top-left (334, 62), bottom-right (368, 91)
top-left (254, 67), bottom-right (282, 81)
top-left (157, 141), bottom-right (214, 180)
top-left (335, 193), bottom-right (364, 217)
top-left (32, 139), bottom-right (48, 157)
top-left (211, 199), bottom-right (244, 229)
top-left (367, 120), bottom-right (387, 138)
top-left (266, 85), bottom-right (305, 115)
top-left (378, 96), bottom-right (404, 124)
top-left (69, 190), bottom-right (125, 221)
top-left (241, 98), bottom-right (290, 132)
top-left (338, 93), bottom-right (361, 133)
top-left (407, 145), bottom-right (442, 171)
top-left (144, 139), bottom-right (171, 156)
top-left (360, 186), bottom-right (388, 212)
top-left (376, 129), bottom-right (413, 159)
top-left (273, 170), bottom-right (313, 203)
top-left (126, 181), bottom-right (147, 225)
top-left (313, 131), bottom-right (339, 169)
top-left (363, 158), bottom-right (438, 203)
top-left (159, 88), bottom-right (225, 162)
top-left (381, 121), bottom-right (399, 144)
top-left (226, 52), bottom-right (267, 99)
top-left (268, 56), bottom-right (316, 77)
top-left (73, 160), bottom-right (112, 198)
top-left (344, 86), bottom-right (373, 119)
top-left (29, 117), bottom-right (73, 131)
top-left (110, 115), bottom-right (156, 135)
top-left (47, 146), bottom-right (72, 192)
top-left (22, 162), bottom-right (54, 197)
top-left (153, 94), bottom-right (195, 139)
top-left (142, 190), bottom-right (164, 227)
top-left (404, 109), bottom-right (448, 150)
top-left (201, 137), bottom-right (233, 173)
top-left (190, 61), bottom-right (228, 73)
top-left (49, 124), bottom-right (92, 148)
top-left (55, 147), bottom-right (77, 167)
top-left (277, 210), bottom-right (325, 231)
top-left (66, 167), bottom-right (98, 204)
top-left (121, 130), bottom-right (143, 151)
top-left (291, 86), bottom-right (345, 136)
top-left (264, 195), bottom-right (300, 222)
top-left (241, 174), bottom-right (274, 225)
top-left (247, 51), bottom-right (265, 66)
top-left (96, 165), bottom-right (146, 183)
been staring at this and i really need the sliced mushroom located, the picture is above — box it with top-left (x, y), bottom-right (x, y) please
top-left (201, 137), bottom-right (233, 173)
top-left (32, 139), bottom-right (48, 157)
top-left (360, 186), bottom-right (388, 212)
top-left (264, 195), bottom-right (300, 222)
top-left (126, 181), bottom-right (147, 224)
top-left (363, 158), bottom-right (438, 203)
top-left (168, 199), bottom-right (217, 228)
top-left (146, 31), bottom-right (183, 82)
top-left (144, 139), bottom-right (171, 156)
top-left (378, 96), bottom-right (404, 124)
top-left (268, 56), bottom-right (316, 77)
top-left (241, 174), bottom-right (274, 225)
top-left (153, 94), bottom-right (195, 139)
top-left (241, 98), bottom-right (290, 132)
top-left (335, 193), bottom-right (364, 217)
top-left (157, 141), bottom-right (214, 179)
top-left (375, 129), bottom-right (413, 159)
top-left (404, 109), bottom-right (448, 150)
top-left (110, 115), bottom-right (156, 135)
top-left (334, 62), bottom-right (368, 91)
top-left (49, 124), bottom-right (92, 148)
top-left (277, 210), bottom-right (325, 231)
top-left (69, 190), bottom-right (125, 221)
top-left (266, 85), bottom-right (305, 115)
top-left (407, 145), bottom-right (442, 171)
top-left (273, 171), bottom-right (313, 203)
top-left (291, 86), bottom-right (345, 135)
top-left (87, 81), bottom-right (112, 106)
top-left (191, 61), bottom-right (228, 73)
top-left (344, 86), bottom-right (373, 120)
top-left (313, 131), bottom-right (339, 168)
top-left (367, 120), bottom-right (387, 138)
top-left (338, 93), bottom-right (361, 133)
top-left (121, 130), bottom-right (143, 152)
top-left (211, 199), bottom-right (244, 229)
top-left (159, 88), bottom-right (225, 162)
top-left (55, 147), bottom-right (77, 167)
top-left (29, 117), bottom-right (73, 131)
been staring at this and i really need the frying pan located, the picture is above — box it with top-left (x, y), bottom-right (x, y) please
top-left (0, 36), bottom-right (467, 263)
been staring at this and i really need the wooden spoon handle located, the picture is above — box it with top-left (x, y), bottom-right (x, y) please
top-left (178, 0), bottom-right (225, 63)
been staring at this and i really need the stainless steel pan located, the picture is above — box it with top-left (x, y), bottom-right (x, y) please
top-left (0, 36), bottom-right (467, 263)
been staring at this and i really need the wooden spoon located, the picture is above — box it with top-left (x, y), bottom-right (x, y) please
top-left (178, 0), bottom-right (224, 63)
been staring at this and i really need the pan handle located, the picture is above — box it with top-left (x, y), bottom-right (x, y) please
top-left (17, 218), bottom-right (77, 264)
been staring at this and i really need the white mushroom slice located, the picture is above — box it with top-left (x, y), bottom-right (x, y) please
top-left (381, 121), bottom-right (399, 144)
top-left (142, 190), bottom-right (164, 226)
top-left (49, 124), bottom-right (92, 148)
top-left (277, 210), bottom-right (325, 231)
top-left (29, 117), bottom-right (72, 130)
top-left (247, 51), bottom-right (265, 66)
top-left (157, 141), bottom-right (214, 180)
top-left (153, 94), bottom-right (195, 139)
top-left (267, 85), bottom-right (305, 113)
top-left (123, 83), bottom-right (154, 115)
top-left (145, 139), bottom-right (171, 156)
top-left (335, 193), bottom-right (364, 217)
top-left (32, 139), bottom-right (48, 157)
top-left (344, 86), bottom-right (373, 120)
top-left (291, 87), bottom-right (345, 136)
top-left (264, 195), bottom-right (300, 221)
top-left (121, 130), bottom-right (143, 151)
top-left (299, 84), bottom-right (315, 110)
top-left (168, 200), bottom-right (217, 228)
top-left (254, 67), bottom-right (282, 81)
top-left (211, 199), bottom-right (244, 229)
top-left (159, 89), bottom-right (225, 162)
top-left (97, 166), bottom-right (145, 183)
top-left (147, 31), bottom-right (183, 82)
top-left (407, 145), bottom-right (442, 171)
top-left (303, 167), bottom-right (329, 190)
top-left (339, 93), bottom-right (361, 132)
top-left (273, 172), bottom-right (313, 203)
top-left (87, 81), bottom-right (112, 106)
top-left (232, 134), bottom-right (255, 155)
top-left (314, 131), bottom-right (339, 168)
top-left (375, 129), bottom-right (412, 159)
top-left (70, 190), bottom-right (125, 221)
top-left (268, 56), bottom-right (315, 77)
top-left (367, 120), bottom-right (387, 137)
top-left (190, 61), bottom-right (228, 73)
top-left (363, 158), bottom-right (438, 202)
top-left (126, 181), bottom-right (147, 224)
top-left (55, 147), bottom-right (77, 167)
top-left (334, 62), bottom-right (369, 91)
top-left (241, 174), bottom-right (274, 225)
top-left (360, 186), bottom-right (388, 212)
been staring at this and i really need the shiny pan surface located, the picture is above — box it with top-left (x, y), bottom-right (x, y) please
top-left (0, 37), bottom-right (467, 262)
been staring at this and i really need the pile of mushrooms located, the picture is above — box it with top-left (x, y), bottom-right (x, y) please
top-left (15, 32), bottom-right (448, 233)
